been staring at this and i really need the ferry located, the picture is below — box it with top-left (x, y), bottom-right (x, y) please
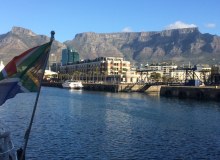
top-left (62, 80), bottom-right (83, 89)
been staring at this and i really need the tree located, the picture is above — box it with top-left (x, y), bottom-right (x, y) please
top-left (151, 72), bottom-right (161, 82)
top-left (92, 71), bottom-right (95, 83)
top-left (104, 71), bottom-right (108, 83)
top-left (72, 72), bottom-right (75, 80)
top-left (162, 75), bottom-right (169, 82)
top-left (95, 67), bottom-right (99, 83)
top-left (85, 74), bottom-right (88, 83)
top-left (74, 71), bottom-right (79, 80)
top-left (112, 68), bottom-right (117, 83)
top-left (78, 72), bottom-right (82, 81)
top-left (88, 71), bottom-right (92, 82)
top-left (168, 77), bottom-right (174, 83)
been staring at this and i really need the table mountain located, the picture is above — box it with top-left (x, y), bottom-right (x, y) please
top-left (0, 27), bottom-right (220, 66)
top-left (64, 27), bottom-right (220, 65)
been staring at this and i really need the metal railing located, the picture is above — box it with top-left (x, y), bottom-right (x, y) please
top-left (0, 121), bottom-right (17, 160)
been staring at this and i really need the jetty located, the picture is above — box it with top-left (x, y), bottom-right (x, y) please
top-left (42, 81), bottom-right (220, 100)
top-left (160, 86), bottom-right (220, 100)
top-left (83, 83), bottom-right (162, 92)
top-left (42, 82), bottom-right (162, 92)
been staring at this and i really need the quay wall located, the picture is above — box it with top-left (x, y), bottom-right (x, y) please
top-left (160, 86), bottom-right (220, 100)
top-left (83, 84), bottom-right (162, 92)
top-left (41, 82), bottom-right (162, 92)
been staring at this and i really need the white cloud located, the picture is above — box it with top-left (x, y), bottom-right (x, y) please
top-left (122, 27), bottom-right (132, 32)
top-left (204, 23), bottom-right (216, 28)
top-left (164, 21), bottom-right (197, 30)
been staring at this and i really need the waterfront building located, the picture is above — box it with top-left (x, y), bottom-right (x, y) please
top-left (210, 65), bottom-right (220, 84)
top-left (149, 62), bottom-right (178, 76)
top-left (62, 46), bottom-right (79, 66)
top-left (169, 64), bottom-right (211, 83)
top-left (60, 57), bottom-right (130, 82)
top-left (47, 54), bottom-right (57, 72)
top-left (57, 62), bottom-right (62, 71)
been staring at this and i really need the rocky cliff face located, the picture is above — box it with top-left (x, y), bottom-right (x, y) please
top-left (0, 27), bottom-right (66, 64)
top-left (64, 27), bottom-right (220, 65)
top-left (1, 27), bottom-right (220, 66)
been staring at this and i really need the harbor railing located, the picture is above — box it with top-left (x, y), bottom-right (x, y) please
top-left (0, 120), bottom-right (17, 160)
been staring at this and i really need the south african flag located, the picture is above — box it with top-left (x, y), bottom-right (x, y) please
top-left (0, 41), bottom-right (52, 105)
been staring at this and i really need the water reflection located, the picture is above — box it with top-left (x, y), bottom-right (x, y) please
top-left (0, 87), bottom-right (220, 159)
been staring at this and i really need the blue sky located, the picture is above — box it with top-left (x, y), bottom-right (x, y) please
top-left (1, 0), bottom-right (219, 43)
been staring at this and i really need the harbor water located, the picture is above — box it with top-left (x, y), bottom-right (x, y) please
top-left (1, 87), bottom-right (220, 159)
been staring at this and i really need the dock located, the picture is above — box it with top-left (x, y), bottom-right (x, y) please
top-left (42, 82), bottom-right (162, 92)
top-left (83, 83), bottom-right (162, 92)
top-left (42, 82), bottom-right (220, 100)
top-left (160, 86), bottom-right (220, 100)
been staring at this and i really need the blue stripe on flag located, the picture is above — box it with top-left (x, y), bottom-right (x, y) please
top-left (0, 78), bottom-right (24, 105)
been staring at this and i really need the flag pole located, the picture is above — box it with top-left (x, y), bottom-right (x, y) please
top-left (20, 31), bottom-right (55, 160)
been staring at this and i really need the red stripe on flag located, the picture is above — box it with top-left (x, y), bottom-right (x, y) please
top-left (4, 46), bottom-right (39, 77)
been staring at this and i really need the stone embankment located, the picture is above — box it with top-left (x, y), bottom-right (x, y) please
top-left (42, 82), bottom-right (162, 92)
top-left (83, 84), bottom-right (162, 92)
top-left (160, 86), bottom-right (220, 100)
top-left (42, 82), bottom-right (220, 100)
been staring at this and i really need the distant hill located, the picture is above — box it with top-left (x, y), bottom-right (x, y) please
top-left (0, 27), bottom-right (66, 64)
top-left (1, 27), bottom-right (220, 66)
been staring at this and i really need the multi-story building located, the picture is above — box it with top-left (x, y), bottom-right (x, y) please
top-left (170, 64), bottom-right (211, 83)
top-left (47, 54), bottom-right (57, 72)
top-left (62, 46), bottom-right (79, 66)
top-left (60, 57), bottom-right (130, 82)
top-left (149, 62), bottom-right (178, 76)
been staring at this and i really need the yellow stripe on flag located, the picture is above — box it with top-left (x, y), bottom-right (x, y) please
top-left (26, 71), bottom-right (39, 87)
top-left (45, 46), bottom-right (50, 52)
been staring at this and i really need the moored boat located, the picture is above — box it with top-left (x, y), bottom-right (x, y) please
top-left (62, 80), bottom-right (83, 89)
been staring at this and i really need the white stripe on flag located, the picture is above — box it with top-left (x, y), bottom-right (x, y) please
top-left (16, 47), bottom-right (39, 67)
top-left (17, 82), bottom-right (30, 93)
top-left (2, 68), bottom-right (8, 78)
top-left (0, 78), bottom-right (20, 83)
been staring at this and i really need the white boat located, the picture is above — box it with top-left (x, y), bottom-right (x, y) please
top-left (62, 80), bottom-right (83, 89)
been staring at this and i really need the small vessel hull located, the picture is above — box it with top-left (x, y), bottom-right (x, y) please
top-left (62, 81), bottom-right (83, 89)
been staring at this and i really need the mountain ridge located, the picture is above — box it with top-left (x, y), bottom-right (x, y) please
top-left (0, 26), bottom-right (220, 66)
top-left (0, 26), bottom-right (66, 64)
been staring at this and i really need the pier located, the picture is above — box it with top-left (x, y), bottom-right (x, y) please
top-left (42, 82), bottom-right (162, 92)
top-left (42, 82), bottom-right (220, 100)
top-left (83, 83), bottom-right (162, 92)
top-left (160, 86), bottom-right (220, 100)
